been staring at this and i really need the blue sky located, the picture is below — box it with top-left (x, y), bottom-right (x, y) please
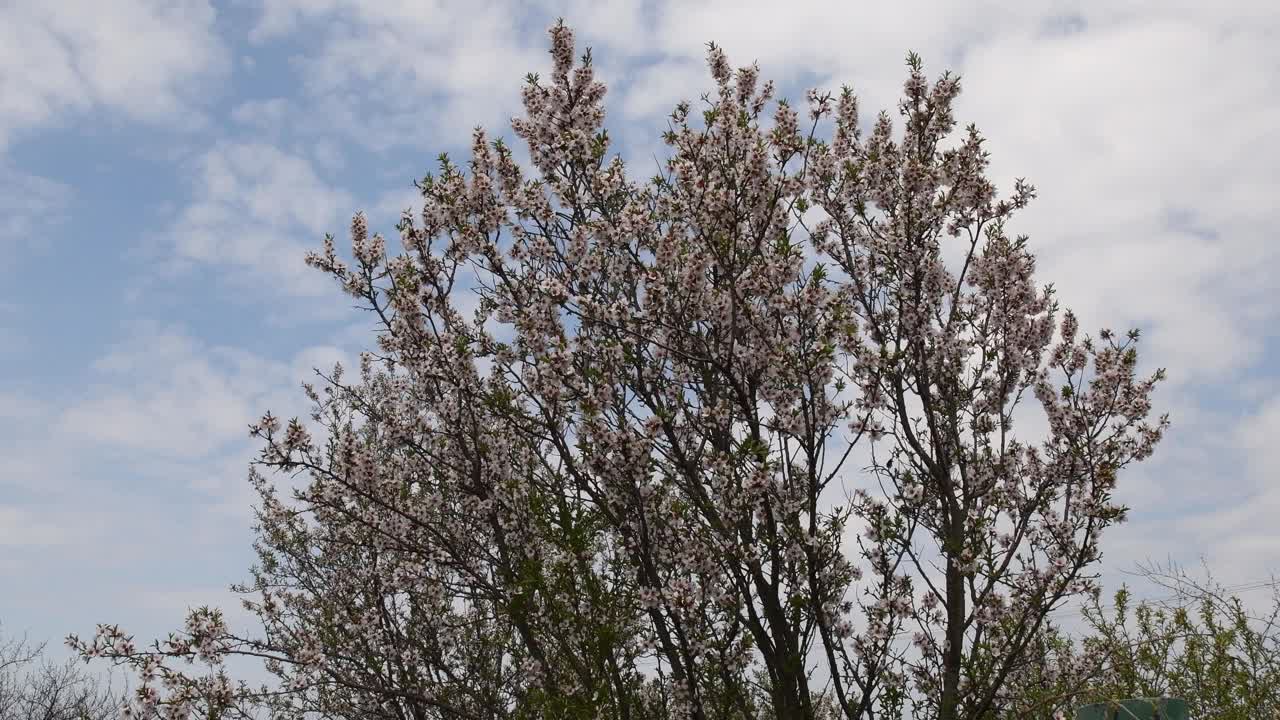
top-left (2, 0), bottom-right (1278, 665)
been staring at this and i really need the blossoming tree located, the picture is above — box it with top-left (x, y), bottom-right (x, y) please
top-left (70, 20), bottom-right (1168, 720)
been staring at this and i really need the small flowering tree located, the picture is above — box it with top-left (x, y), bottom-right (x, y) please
top-left (70, 20), bottom-right (1168, 720)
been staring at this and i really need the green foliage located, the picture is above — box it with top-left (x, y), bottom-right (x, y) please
top-left (1072, 577), bottom-right (1280, 719)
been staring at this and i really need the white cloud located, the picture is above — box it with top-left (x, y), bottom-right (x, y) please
top-left (56, 321), bottom-right (352, 464)
top-left (0, 321), bottom-right (362, 648)
top-left (1239, 393), bottom-right (1280, 473)
top-left (310, 139), bottom-right (345, 171)
top-left (0, 506), bottom-right (76, 547)
top-left (0, 165), bottom-right (71, 251)
top-left (616, 57), bottom-right (707, 121)
top-left (159, 141), bottom-right (354, 298)
top-left (369, 185), bottom-right (421, 229)
top-left (230, 97), bottom-right (291, 132)
top-left (0, 0), bottom-right (229, 150)
top-left (0, 390), bottom-right (47, 425)
top-left (247, 1), bottom-right (556, 150)
top-left (958, 12), bottom-right (1280, 384)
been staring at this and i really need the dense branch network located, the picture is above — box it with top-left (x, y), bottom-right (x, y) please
top-left (69, 19), bottom-right (1167, 720)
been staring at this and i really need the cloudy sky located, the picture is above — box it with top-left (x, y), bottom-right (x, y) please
top-left (1, 0), bottom-right (1277, 665)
